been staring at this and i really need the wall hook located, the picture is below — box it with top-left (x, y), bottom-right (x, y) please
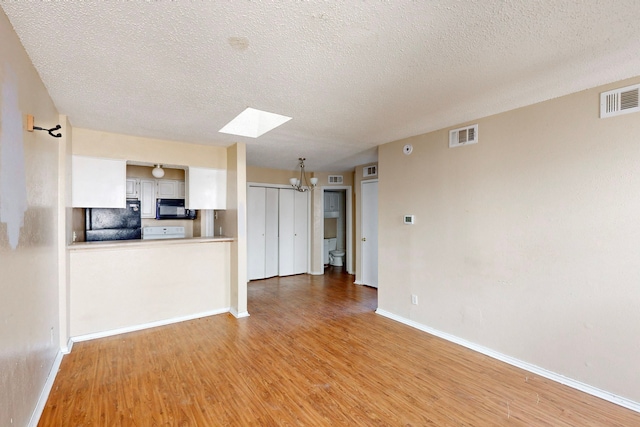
top-left (26, 114), bottom-right (62, 138)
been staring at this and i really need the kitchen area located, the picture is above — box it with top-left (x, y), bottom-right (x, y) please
top-left (79, 164), bottom-right (202, 243)
top-left (73, 162), bottom-right (225, 242)
top-left (67, 128), bottom-right (247, 340)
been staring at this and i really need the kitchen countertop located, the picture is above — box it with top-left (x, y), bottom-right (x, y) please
top-left (68, 236), bottom-right (234, 250)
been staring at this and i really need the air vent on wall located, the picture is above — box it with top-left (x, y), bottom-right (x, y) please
top-left (600, 83), bottom-right (640, 118)
top-left (328, 175), bottom-right (343, 184)
top-left (363, 165), bottom-right (377, 177)
top-left (449, 124), bottom-right (478, 148)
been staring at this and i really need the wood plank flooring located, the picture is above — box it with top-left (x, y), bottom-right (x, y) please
top-left (40, 269), bottom-right (640, 426)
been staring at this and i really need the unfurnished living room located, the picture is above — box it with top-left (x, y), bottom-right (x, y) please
top-left (2, 2), bottom-right (640, 426)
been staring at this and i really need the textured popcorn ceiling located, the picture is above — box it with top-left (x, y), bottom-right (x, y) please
top-left (3, 2), bottom-right (640, 172)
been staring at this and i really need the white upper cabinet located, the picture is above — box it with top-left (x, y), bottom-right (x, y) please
top-left (156, 179), bottom-right (183, 199)
top-left (324, 192), bottom-right (340, 217)
top-left (126, 178), bottom-right (139, 199)
top-left (72, 155), bottom-right (126, 208)
top-left (186, 167), bottom-right (226, 209)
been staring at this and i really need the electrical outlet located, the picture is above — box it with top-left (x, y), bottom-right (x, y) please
top-left (411, 294), bottom-right (418, 305)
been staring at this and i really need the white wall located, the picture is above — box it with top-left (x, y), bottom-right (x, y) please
top-left (70, 241), bottom-right (231, 337)
top-left (378, 76), bottom-right (640, 403)
top-left (0, 9), bottom-right (61, 426)
top-left (227, 143), bottom-right (248, 317)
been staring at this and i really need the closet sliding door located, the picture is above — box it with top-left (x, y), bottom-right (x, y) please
top-left (248, 186), bottom-right (266, 280)
top-left (278, 189), bottom-right (295, 276)
top-left (249, 186), bottom-right (308, 280)
top-left (264, 187), bottom-right (279, 278)
top-left (293, 190), bottom-right (308, 275)
top-left (279, 189), bottom-right (308, 276)
top-left (248, 186), bottom-right (279, 280)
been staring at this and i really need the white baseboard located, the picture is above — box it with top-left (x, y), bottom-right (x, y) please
top-left (354, 280), bottom-right (363, 285)
top-left (28, 348), bottom-right (64, 427)
top-left (61, 337), bottom-right (73, 355)
top-left (230, 308), bottom-right (250, 318)
top-left (375, 309), bottom-right (640, 414)
top-left (310, 269), bottom-right (354, 276)
top-left (72, 308), bottom-right (230, 342)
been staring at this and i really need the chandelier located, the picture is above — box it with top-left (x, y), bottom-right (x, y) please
top-left (289, 158), bottom-right (318, 192)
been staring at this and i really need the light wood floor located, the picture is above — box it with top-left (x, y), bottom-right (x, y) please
top-left (40, 269), bottom-right (639, 426)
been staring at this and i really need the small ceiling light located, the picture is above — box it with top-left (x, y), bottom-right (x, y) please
top-left (152, 164), bottom-right (165, 178)
top-left (219, 107), bottom-right (292, 138)
top-left (289, 158), bottom-right (318, 192)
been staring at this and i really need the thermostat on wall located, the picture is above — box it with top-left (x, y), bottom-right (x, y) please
top-left (404, 215), bottom-right (415, 224)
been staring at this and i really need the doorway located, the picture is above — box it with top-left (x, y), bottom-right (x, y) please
top-left (361, 180), bottom-right (378, 288)
top-left (322, 187), bottom-right (353, 274)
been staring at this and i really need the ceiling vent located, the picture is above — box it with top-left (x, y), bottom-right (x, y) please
top-left (600, 83), bottom-right (640, 118)
top-left (328, 175), bottom-right (343, 184)
top-left (449, 124), bottom-right (478, 148)
top-left (363, 165), bottom-right (377, 177)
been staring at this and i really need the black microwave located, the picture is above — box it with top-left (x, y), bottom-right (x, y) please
top-left (156, 199), bottom-right (196, 220)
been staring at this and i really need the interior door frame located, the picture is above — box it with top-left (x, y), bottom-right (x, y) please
top-left (320, 185), bottom-right (353, 275)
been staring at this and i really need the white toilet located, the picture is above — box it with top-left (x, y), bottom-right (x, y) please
top-left (324, 238), bottom-right (345, 267)
top-left (324, 238), bottom-right (336, 266)
top-left (329, 249), bottom-right (345, 267)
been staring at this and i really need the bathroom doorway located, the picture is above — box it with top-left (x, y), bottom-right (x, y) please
top-left (322, 187), bottom-right (352, 274)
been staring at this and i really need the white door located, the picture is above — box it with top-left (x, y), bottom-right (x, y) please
top-left (265, 188), bottom-right (279, 278)
top-left (279, 189), bottom-right (308, 276)
top-left (361, 180), bottom-right (378, 288)
top-left (293, 190), bottom-right (308, 274)
top-left (279, 189), bottom-right (295, 276)
top-left (248, 186), bottom-right (280, 280)
top-left (248, 186), bottom-right (267, 280)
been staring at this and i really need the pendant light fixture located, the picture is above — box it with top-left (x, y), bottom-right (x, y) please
top-left (289, 158), bottom-right (318, 192)
top-left (152, 164), bottom-right (165, 178)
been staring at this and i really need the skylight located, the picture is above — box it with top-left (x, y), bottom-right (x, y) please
top-left (219, 107), bottom-right (291, 138)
